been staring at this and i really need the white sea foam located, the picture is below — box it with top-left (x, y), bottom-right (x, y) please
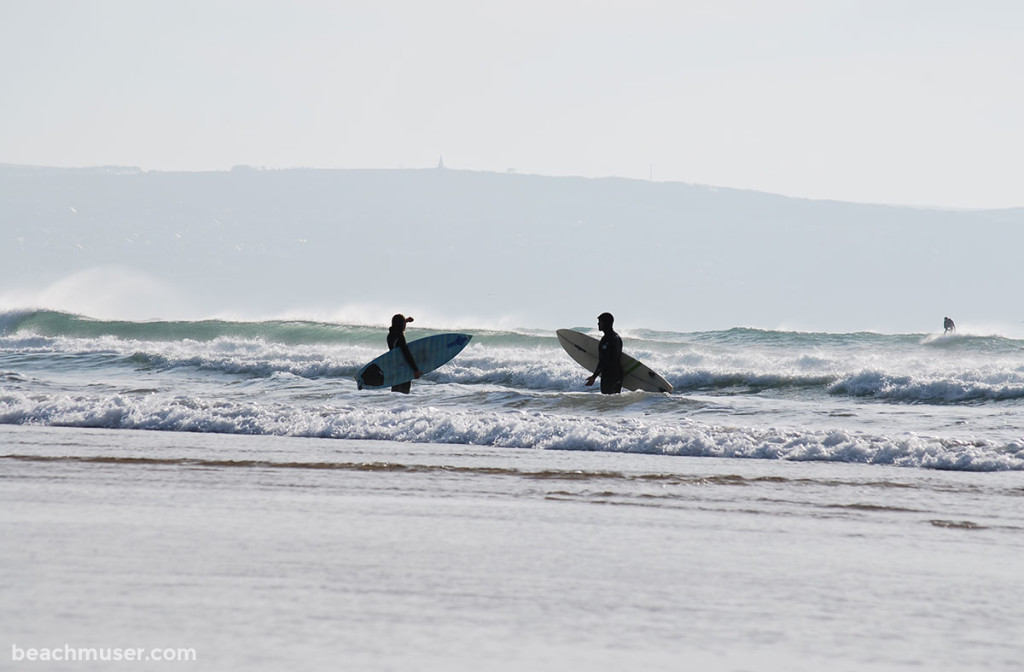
top-left (2, 385), bottom-right (1021, 471)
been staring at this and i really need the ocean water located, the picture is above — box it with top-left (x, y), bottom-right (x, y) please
top-left (2, 310), bottom-right (1023, 670)
top-left (3, 310), bottom-right (1023, 470)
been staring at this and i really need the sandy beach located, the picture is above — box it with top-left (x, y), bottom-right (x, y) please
top-left (3, 424), bottom-right (1021, 671)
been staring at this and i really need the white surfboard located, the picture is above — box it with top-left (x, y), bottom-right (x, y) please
top-left (356, 333), bottom-right (472, 390)
top-left (556, 329), bottom-right (673, 393)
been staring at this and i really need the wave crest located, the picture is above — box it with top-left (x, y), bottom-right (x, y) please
top-left (2, 390), bottom-right (1022, 472)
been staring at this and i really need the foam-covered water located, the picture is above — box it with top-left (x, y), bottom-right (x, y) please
top-left (3, 310), bottom-right (1023, 471)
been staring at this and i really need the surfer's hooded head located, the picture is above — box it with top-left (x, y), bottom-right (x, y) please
top-left (597, 312), bottom-right (614, 332)
top-left (391, 314), bottom-right (413, 333)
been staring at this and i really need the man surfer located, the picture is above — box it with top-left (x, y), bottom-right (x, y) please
top-left (944, 317), bottom-right (956, 333)
top-left (388, 314), bottom-right (422, 393)
top-left (586, 312), bottom-right (623, 394)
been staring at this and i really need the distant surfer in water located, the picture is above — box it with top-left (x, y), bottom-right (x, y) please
top-left (944, 317), bottom-right (956, 334)
top-left (388, 314), bottom-right (422, 393)
top-left (586, 312), bottom-right (623, 394)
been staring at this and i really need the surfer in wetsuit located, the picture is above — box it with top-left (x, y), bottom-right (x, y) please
top-left (944, 317), bottom-right (956, 333)
top-left (388, 314), bottom-right (422, 394)
top-left (586, 312), bottom-right (623, 394)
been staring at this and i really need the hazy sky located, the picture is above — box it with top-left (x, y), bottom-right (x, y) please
top-left (2, 0), bottom-right (1022, 208)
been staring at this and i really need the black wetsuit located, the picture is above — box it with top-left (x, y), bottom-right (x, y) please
top-left (387, 328), bottom-right (418, 394)
top-left (594, 330), bottom-right (623, 394)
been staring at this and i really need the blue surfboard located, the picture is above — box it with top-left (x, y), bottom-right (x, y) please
top-left (356, 333), bottom-right (472, 390)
